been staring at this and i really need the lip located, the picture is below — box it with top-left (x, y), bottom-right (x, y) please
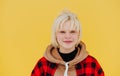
top-left (63, 41), bottom-right (72, 44)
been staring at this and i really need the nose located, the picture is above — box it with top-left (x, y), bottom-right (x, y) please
top-left (65, 32), bottom-right (71, 39)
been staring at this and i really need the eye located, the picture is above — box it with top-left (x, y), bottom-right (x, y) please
top-left (59, 31), bottom-right (65, 33)
top-left (70, 30), bottom-right (76, 33)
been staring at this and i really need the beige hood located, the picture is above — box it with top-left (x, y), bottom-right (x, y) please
top-left (44, 41), bottom-right (88, 68)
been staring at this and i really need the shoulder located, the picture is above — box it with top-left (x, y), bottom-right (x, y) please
top-left (80, 55), bottom-right (103, 69)
top-left (83, 55), bottom-right (99, 63)
top-left (76, 56), bottom-right (104, 75)
top-left (39, 57), bottom-right (48, 62)
top-left (85, 55), bottom-right (104, 75)
top-left (36, 57), bottom-right (49, 66)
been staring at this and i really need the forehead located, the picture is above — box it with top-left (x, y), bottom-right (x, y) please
top-left (58, 20), bottom-right (77, 31)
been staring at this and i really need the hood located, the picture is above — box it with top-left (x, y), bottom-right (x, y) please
top-left (44, 41), bottom-right (88, 67)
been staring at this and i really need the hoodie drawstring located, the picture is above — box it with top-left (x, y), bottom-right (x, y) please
top-left (64, 62), bottom-right (69, 76)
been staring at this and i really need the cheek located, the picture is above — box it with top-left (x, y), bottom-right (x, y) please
top-left (56, 34), bottom-right (64, 39)
top-left (73, 35), bottom-right (79, 39)
top-left (56, 35), bottom-right (63, 41)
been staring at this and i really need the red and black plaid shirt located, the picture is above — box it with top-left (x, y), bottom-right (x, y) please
top-left (31, 55), bottom-right (104, 76)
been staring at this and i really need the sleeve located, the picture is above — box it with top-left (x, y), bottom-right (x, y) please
top-left (31, 58), bottom-right (44, 76)
top-left (94, 58), bottom-right (105, 76)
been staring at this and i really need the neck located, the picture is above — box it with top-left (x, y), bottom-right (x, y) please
top-left (58, 47), bottom-right (78, 62)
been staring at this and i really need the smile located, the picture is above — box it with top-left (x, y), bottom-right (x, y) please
top-left (63, 41), bottom-right (72, 44)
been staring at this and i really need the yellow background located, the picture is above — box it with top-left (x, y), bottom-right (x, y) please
top-left (0, 0), bottom-right (120, 76)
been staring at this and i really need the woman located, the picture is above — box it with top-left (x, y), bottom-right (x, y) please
top-left (31, 10), bottom-right (104, 76)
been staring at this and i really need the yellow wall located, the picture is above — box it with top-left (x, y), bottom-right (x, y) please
top-left (0, 0), bottom-right (120, 76)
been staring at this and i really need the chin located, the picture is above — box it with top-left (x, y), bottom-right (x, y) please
top-left (63, 45), bottom-right (75, 49)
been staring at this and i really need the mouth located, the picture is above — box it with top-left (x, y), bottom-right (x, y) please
top-left (63, 41), bottom-right (72, 44)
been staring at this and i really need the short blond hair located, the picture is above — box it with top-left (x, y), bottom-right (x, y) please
top-left (51, 10), bottom-right (82, 48)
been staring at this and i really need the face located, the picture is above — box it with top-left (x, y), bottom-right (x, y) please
top-left (56, 20), bottom-right (79, 53)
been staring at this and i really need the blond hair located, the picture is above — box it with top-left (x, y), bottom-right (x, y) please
top-left (51, 10), bottom-right (82, 48)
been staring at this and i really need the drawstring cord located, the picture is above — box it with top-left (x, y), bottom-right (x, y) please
top-left (64, 62), bottom-right (69, 76)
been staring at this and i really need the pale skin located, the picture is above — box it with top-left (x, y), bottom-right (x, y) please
top-left (56, 20), bottom-right (80, 53)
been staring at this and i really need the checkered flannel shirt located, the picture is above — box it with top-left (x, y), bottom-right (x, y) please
top-left (31, 55), bottom-right (104, 76)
